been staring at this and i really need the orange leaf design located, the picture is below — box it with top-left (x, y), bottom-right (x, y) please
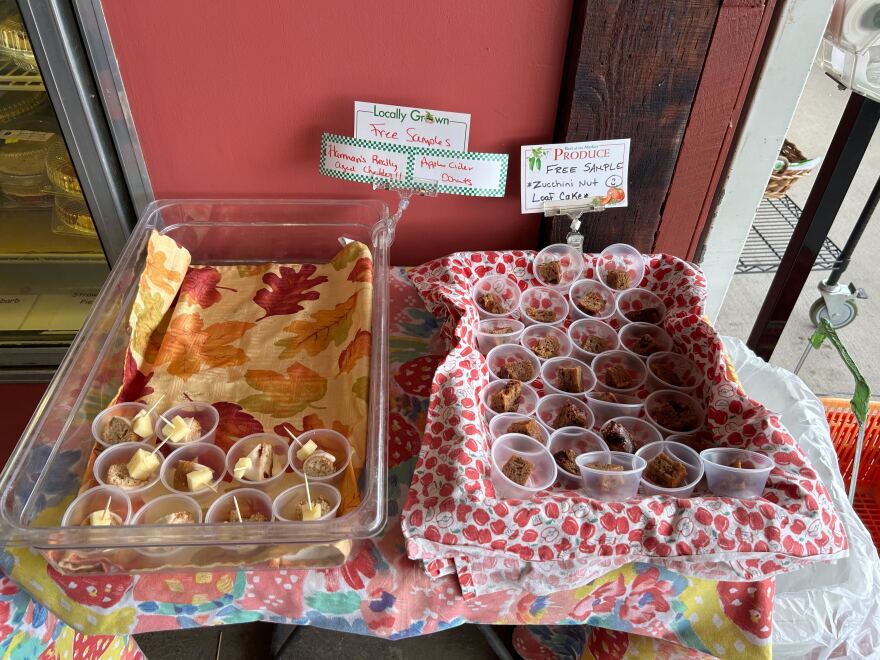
top-left (154, 313), bottom-right (254, 379)
top-left (348, 256), bottom-right (373, 283)
top-left (338, 329), bottom-right (371, 374)
top-left (276, 292), bottom-right (359, 358)
top-left (140, 241), bottom-right (180, 295)
top-left (240, 362), bottom-right (327, 417)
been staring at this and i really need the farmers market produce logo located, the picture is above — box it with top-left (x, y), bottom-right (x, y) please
top-left (527, 147), bottom-right (546, 172)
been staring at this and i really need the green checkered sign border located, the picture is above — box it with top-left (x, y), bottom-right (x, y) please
top-left (320, 133), bottom-right (508, 197)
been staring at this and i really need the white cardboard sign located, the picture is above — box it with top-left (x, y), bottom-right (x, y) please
top-left (320, 133), bottom-right (508, 197)
top-left (354, 101), bottom-right (470, 151)
top-left (520, 139), bottom-right (630, 213)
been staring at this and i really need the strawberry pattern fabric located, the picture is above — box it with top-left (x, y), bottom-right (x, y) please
top-left (402, 250), bottom-right (847, 593)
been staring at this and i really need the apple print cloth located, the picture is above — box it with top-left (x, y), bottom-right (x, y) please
top-left (0, 267), bottom-right (785, 658)
top-left (402, 250), bottom-right (848, 595)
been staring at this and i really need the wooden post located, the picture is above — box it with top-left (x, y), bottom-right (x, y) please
top-left (655, 0), bottom-right (775, 258)
top-left (540, 0), bottom-right (721, 252)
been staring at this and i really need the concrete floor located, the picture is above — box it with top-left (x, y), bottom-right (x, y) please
top-left (717, 65), bottom-right (880, 396)
top-left (133, 622), bottom-right (502, 659)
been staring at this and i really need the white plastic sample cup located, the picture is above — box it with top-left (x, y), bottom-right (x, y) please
top-left (618, 322), bottom-right (674, 360)
top-left (540, 356), bottom-right (596, 397)
top-left (646, 352), bottom-right (703, 394)
top-left (205, 488), bottom-right (274, 523)
top-left (533, 243), bottom-right (585, 291)
top-left (473, 274), bottom-right (522, 320)
top-left (644, 390), bottom-right (706, 438)
top-left (131, 494), bottom-right (202, 556)
top-left (92, 402), bottom-right (156, 449)
top-left (62, 485), bottom-right (131, 527)
top-left (596, 243), bottom-right (645, 291)
top-left (520, 324), bottom-right (572, 362)
top-left (535, 394), bottom-right (594, 434)
top-left (548, 428), bottom-right (609, 486)
top-left (477, 318), bottom-right (525, 355)
top-left (635, 440), bottom-right (704, 497)
top-left (577, 450), bottom-right (646, 501)
top-left (155, 402), bottom-right (220, 448)
top-left (592, 350), bottom-right (647, 396)
top-left (289, 429), bottom-right (353, 486)
top-left (519, 286), bottom-right (569, 327)
top-left (585, 392), bottom-right (643, 429)
top-left (93, 441), bottom-right (164, 499)
top-left (489, 412), bottom-right (549, 445)
top-left (614, 288), bottom-right (667, 327)
top-left (225, 433), bottom-right (289, 488)
top-left (486, 343), bottom-right (541, 384)
top-left (273, 482), bottom-right (342, 522)
top-left (601, 416), bottom-right (663, 453)
top-left (490, 433), bottom-right (557, 499)
top-left (160, 443), bottom-right (227, 500)
top-left (700, 448), bottom-right (774, 499)
top-left (568, 318), bottom-right (619, 364)
top-left (480, 380), bottom-right (539, 422)
top-left (568, 278), bottom-right (616, 322)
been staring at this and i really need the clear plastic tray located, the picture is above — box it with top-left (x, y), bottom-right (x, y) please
top-left (0, 199), bottom-right (392, 573)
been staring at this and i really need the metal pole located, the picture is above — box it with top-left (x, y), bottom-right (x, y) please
top-left (793, 341), bottom-right (813, 376)
top-left (827, 173), bottom-right (880, 286)
top-left (748, 93), bottom-right (880, 360)
top-left (849, 422), bottom-right (866, 504)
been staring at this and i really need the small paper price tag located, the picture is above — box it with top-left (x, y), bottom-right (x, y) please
top-left (520, 139), bottom-right (630, 213)
top-left (0, 129), bottom-right (54, 143)
top-left (320, 133), bottom-right (508, 197)
top-left (354, 102), bottom-right (470, 151)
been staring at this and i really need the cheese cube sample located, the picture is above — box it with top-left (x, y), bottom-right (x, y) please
top-left (233, 457), bottom-right (252, 480)
top-left (126, 448), bottom-right (160, 480)
top-left (131, 411), bottom-right (154, 438)
top-left (295, 440), bottom-right (318, 462)
top-left (164, 416), bottom-right (193, 443)
top-left (300, 502), bottom-right (323, 520)
top-left (88, 510), bottom-right (114, 526)
top-left (186, 468), bottom-right (214, 492)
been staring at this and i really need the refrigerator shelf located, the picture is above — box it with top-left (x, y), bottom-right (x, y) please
top-left (0, 58), bottom-right (44, 92)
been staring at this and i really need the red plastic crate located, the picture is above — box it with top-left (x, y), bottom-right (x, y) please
top-left (822, 397), bottom-right (880, 548)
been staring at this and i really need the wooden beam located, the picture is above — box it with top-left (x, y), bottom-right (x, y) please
top-left (541, 0), bottom-right (721, 252)
top-left (654, 0), bottom-right (776, 258)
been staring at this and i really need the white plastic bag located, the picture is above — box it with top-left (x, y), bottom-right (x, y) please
top-left (723, 336), bottom-right (880, 659)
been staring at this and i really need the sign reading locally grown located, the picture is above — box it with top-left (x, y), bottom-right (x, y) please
top-left (354, 101), bottom-right (470, 151)
top-left (520, 139), bottom-right (630, 213)
top-left (319, 133), bottom-right (508, 197)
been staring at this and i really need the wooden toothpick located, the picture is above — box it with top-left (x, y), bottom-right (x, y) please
top-left (103, 497), bottom-right (112, 519)
top-left (141, 394), bottom-right (166, 417)
top-left (233, 496), bottom-right (243, 523)
top-left (151, 434), bottom-right (171, 456)
top-left (304, 473), bottom-right (313, 509)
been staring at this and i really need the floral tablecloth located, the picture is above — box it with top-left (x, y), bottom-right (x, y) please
top-left (0, 268), bottom-right (776, 659)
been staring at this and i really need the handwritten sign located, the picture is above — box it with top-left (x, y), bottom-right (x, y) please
top-left (320, 133), bottom-right (508, 197)
top-left (520, 139), bottom-right (630, 213)
top-left (354, 102), bottom-right (470, 151)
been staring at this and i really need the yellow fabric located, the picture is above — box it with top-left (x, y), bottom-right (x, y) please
top-left (122, 232), bottom-right (372, 506)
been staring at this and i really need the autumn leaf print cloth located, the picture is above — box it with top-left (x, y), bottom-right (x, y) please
top-left (119, 230), bottom-right (372, 502)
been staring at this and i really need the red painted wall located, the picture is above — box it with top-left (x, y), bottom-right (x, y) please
top-left (103, 1), bottom-right (572, 265)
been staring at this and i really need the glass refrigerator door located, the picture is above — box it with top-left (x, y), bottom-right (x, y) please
top-left (0, 1), bottom-right (109, 373)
